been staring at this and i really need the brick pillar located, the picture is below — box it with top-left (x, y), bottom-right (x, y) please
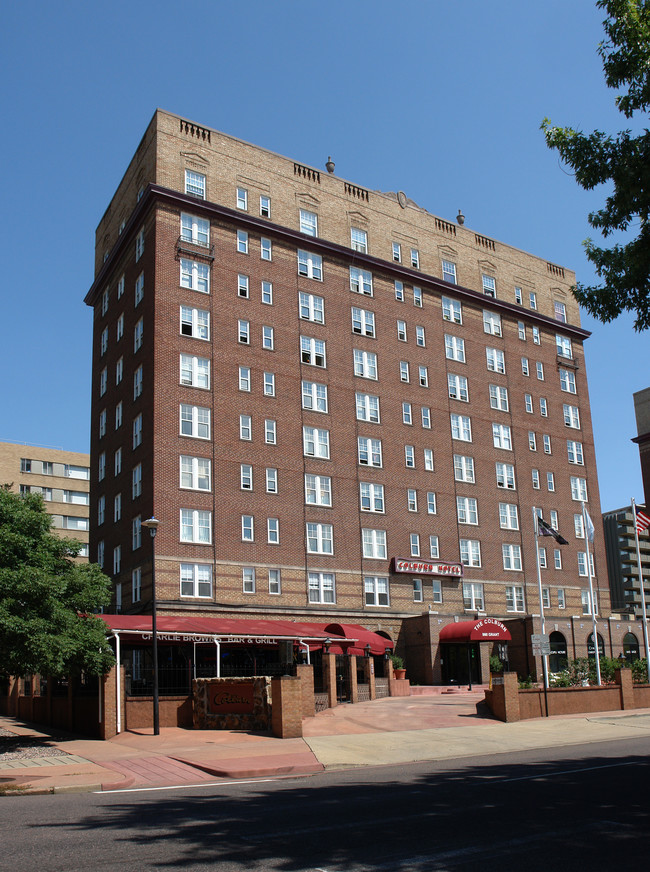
top-left (502, 671), bottom-right (521, 722)
top-left (616, 667), bottom-right (634, 710)
top-left (323, 652), bottom-right (337, 708)
top-left (349, 655), bottom-right (359, 703)
top-left (363, 657), bottom-right (376, 700)
top-left (100, 664), bottom-right (124, 740)
top-left (296, 663), bottom-right (315, 718)
top-left (271, 676), bottom-right (303, 738)
top-left (387, 657), bottom-right (394, 680)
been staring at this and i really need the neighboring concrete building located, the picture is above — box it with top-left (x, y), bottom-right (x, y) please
top-left (0, 441), bottom-right (90, 559)
top-left (84, 109), bottom-right (621, 685)
top-left (633, 387), bottom-right (650, 507)
top-left (603, 506), bottom-right (650, 624)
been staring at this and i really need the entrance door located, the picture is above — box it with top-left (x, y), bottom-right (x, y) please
top-left (335, 654), bottom-right (350, 702)
top-left (441, 643), bottom-right (481, 685)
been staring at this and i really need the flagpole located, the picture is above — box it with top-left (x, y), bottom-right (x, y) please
top-left (582, 501), bottom-right (601, 686)
top-left (533, 507), bottom-right (549, 701)
top-left (631, 497), bottom-right (650, 682)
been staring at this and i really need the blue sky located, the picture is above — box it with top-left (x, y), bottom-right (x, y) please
top-left (0, 0), bottom-right (646, 512)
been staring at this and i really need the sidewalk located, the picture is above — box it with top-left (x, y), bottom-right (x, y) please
top-left (3, 691), bottom-right (650, 795)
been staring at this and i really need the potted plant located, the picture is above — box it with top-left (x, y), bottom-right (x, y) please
top-left (390, 654), bottom-right (407, 680)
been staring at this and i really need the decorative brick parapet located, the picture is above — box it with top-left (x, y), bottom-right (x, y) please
top-left (193, 677), bottom-right (271, 731)
top-left (271, 676), bottom-right (303, 738)
top-left (296, 664), bottom-right (315, 718)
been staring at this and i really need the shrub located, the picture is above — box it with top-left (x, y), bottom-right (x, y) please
top-left (489, 654), bottom-right (504, 673)
top-left (632, 658), bottom-right (649, 684)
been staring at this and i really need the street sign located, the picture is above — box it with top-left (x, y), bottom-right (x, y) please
top-left (531, 633), bottom-right (551, 656)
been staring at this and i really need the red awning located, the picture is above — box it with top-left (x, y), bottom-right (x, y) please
top-left (323, 623), bottom-right (394, 656)
top-left (439, 619), bottom-right (511, 643)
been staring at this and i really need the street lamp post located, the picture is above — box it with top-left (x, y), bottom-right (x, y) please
top-left (141, 516), bottom-right (160, 735)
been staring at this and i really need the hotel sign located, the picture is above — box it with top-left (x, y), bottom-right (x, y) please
top-left (392, 558), bottom-right (463, 577)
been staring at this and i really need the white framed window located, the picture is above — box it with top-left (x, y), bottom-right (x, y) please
top-left (261, 280), bottom-right (273, 304)
top-left (98, 495), bottom-right (105, 526)
top-left (238, 274), bottom-right (249, 298)
top-left (116, 314), bottom-right (124, 342)
top-left (499, 503), bottom-right (519, 530)
top-left (358, 436), bottom-right (382, 467)
top-left (496, 462), bottom-right (516, 490)
top-left (98, 452), bottom-right (106, 481)
top-left (303, 425), bottom-right (329, 458)
top-left (454, 454), bottom-right (475, 483)
top-left (483, 310), bottom-right (502, 336)
top-left (558, 588), bottom-right (566, 608)
top-left (180, 564), bottom-right (212, 598)
top-left (181, 213), bottom-right (209, 246)
top-left (486, 347), bottom-right (505, 373)
top-left (133, 365), bottom-right (143, 399)
top-left (571, 476), bottom-right (588, 502)
top-left (521, 357), bottom-right (529, 376)
top-left (269, 568), bottom-right (281, 595)
top-left (457, 496), bottom-right (478, 525)
top-left (518, 321), bottom-right (526, 341)
top-left (482, 275), bottom-right (496, 297)
top-left (180, 455), bottom-right (211, 491)
top-left (529, 291), bottom-right (537, 310)
top-left (506, 584), bottom-right (525, 610)
top-left (536, 362), bottom-right (545, 380)
top-left (404, 445), bottom-right (415, 468)
top-left (445, 334), bottom-right (465, 362)
top-left (492, 423), bottom-right (512, 450)
top-left (448, 374), bottom-right (469, 402)
top-left (413, 579), bottom-right (423, 602)
top-left (489, 385), bottom-right (509, 411)
top-left (407, 489), bottom-right (418, 512)
top-left (185, 170), bottom-right (205, 198)
top-left (100, 367), bottom-right (107, 397)
top-left (239, 366), bottom-right (251, 392)
top-left (132, 566), bottom-right (141, 602)
top-left (309, 571), bottom-right (335, 603)
top-left (563, 404), bottom-right (581, 429)
top-left (299, 292), bottom-right (324, 324)
top-left (392, 242), bottom-right (402, 262)
top-left (560, 368), bottom-right (576, 394)
top-left (532, 469), bottom-right (540, 489)
top-left (547, 472), bottom-right (555, 492)
top-left (350, 267), bottom-right (373, 296)
top-left (261, 237), bottom-right (272, 261)
top-left (442, 261), bottom-right (457, 285)
top-left (451, 413), bottom-right (472, 442)
top-left (241, 515), bottom-right (254, 542)
top-left (134, 227), bottom-right (144, 262)
top-left (113, 493), bottom-right (121, 522)
top-left (503, 546), bottom-right (523, 573)
top-left (362, 528), bottom-right (387, 559)
top-left (266, 467), bottom-right (277, 494)
top-left (442, 296), bottom-right (462, 325)
top-left (421, 406), bottom-right (431, 428)
top-left (532, 326), bottom-right (541, 345)
top-left (424, 448), bottom-right (434, 471)
top-left (180, 306), bottom-right (209, 340)
top-left (116, 357), bottom-right (123, 385)
top-left (556, 334), bottom-right (573, 359)
top-left (262, 326), bottom-right (274, 350)
top-left (529, 431), bottom-right (537, 451)
top-left (99, 409), bottom-right (107, 438)
top-left (411, 248), bottom-right (420, 268)
top-left (463, 582), bottom-right (484, 610)
top-left (180, 259), bottom-right (210, 293)
top-left (430, 536), bottom-right (440, 559)
top-left (514, 286), bottom-right (522, 304)
top-left (238, 319), bottom-right (250, 344)
top-left (302, 380), bottom-right (328, 412)
top-left (400, 361), bottom-right (410, 383)
top-left (264, 372), bottom-right (275, 396)
top-left (351, 227), bottom-right (368, 252)
top-left (567, 440), bottom-right (584, 465)
top-left (237, 230), bottom-right (249, 253)
top-left (543, 434), bottom-right (552, 454)
top-left (307, 523), bottom-right (333, 554)
top-left (550, 510), bottom-right (559, 529)
top-left (180, 404), bottom-right (210, 439)
top-left (354, 349), bottom-right (377, 379)
top-left (265, 419), bottom-right (276, 444)
top-left (132, 463), bottom-right (142, 498)
top-left (133, 413), bottom-right (142, 447)
top-left (240, 464), bottom-right (252, 491)
top-left (100, 327), bottom-right (108, 356)
top-left (114, 447), bottom-right (122, 476)
top-left (267, 518), bottom-right (279, 544)
top-left (243, 567), bottom-right (256, 593)
top-left (394, 281), bottom-right (404, 302)
top-left (360, 482), bottom-right (384, 513)
top-left (554, 550), bottom-right (563, 570)
top-left (410, 533), bottom-right (421, 557)
top-left (351, 307), bottom-right (375, 337)
top-left (101, 289), bottom-right (109, 316)
top-left (416, 325), bottom-right (426, 347)
top-left (306, 474), bottom-right (332, 507)
top-left (427, 491), bottom-right (437, 514)
top-left (357, 392), bottom-right (381, 423)
top-left (180, 509), bottom-right (211, 544)
top-left (413, 287), bottom-right (423, 307)
top-left (402, 402), bottom-right (412, 425)
top-left (113, 545), bottom-right (121, 575)
top-left (117, 275), bottom-right (125, 298)
top-left (397, 319), bottom-right (407, 342)
top-left (97, 540), bottom-right (105, 568)
top-left (236, 187), bottom-right (248, 210)
top-left (260, 195), bottom-right (271, 218)
top-left (301, 336), bottom-right (326, 367)
top-left (239, 414), bottom-right (252, 441)
top-left (300, 209), bottom-right (318, 236)
top-left (460, 539), bottom-right (481, 568)
top-left (524, 393), bottom-right (533, 414)
top-left (180, 354), bottom-right (210, 388)
top-left (298, 250), bottom-right (322, 280)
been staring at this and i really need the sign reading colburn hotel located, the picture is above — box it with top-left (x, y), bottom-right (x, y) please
top-left (392, 558), bottom-right (463, 577)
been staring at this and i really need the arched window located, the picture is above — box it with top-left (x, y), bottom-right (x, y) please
top-left (549, 631), bottom-right (568, 673)
top-left (587, 633), bottom-right (605, 658)
top-left (623, 632), bottom-right (640, 663)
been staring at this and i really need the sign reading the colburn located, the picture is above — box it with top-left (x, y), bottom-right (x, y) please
top-left (474, 618), bottom-right (509, 639)
top-left (392, 558), bottom-right (463, 577)
top-left (208, 682), bottom-right (255, 714)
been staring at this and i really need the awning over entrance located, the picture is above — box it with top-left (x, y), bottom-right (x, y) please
top-left (320, 623), bottom-right (393, 656)
top-left (439, 618), bottom-right (511, 643)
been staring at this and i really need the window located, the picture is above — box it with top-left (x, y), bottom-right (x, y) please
top-left (550, 510), bottom-right (559, 529)
top-left (179, 509), bottom-right (211, 544)
top-left (185, 170), bottom-right (205, 198)
top-left (563, 404), bottom-right (581, 429)
top-left (113, 545), bottom-right (121, 575)
top-left (100, 367), bottom-right (107, 397)
top-left (98, 495), bottom-right (105, 525)
top-left (543, 434), bottom-right (552, 454)
top-left (430, 536), bottom-right (440, 559)
top-left (114, 447), bottom-right (122, 476)
top-left (532, 469), bottom-right (540, 489)
top-left (442, 261), bottom-right (457, 285)
top-left (532, 326), bottom-right (541, 345)
top-left (413, 579), bottom-right (423, 602)
top-left (132, 463), bottom-right (142, 498)
top-left (448, 374), bottom-right (469, 402)
top-left (180, 354), bottom-right (210, 388)
top-left (567, 440), bottom-right (584, 465)
top-left (410, 533), bottom-right (421, 557)
top-left (499, 503), bottom-right (519, 530)
top-left (540, 398), bottom-right (548, 417)
top-left (180, 306), bottom-right (209, 340)
top-left (521, 357), bottom-right (529, 376)
top-left (492, 423), bottom-right (512, 450)
top-left (397, 320), bottom-right (407, 342)
top-left (392, 242), bottom-right (401, 262)
top-left (503, 545), bottom-right (523, 572)
top-left (238, 320), bottom-right (250, 344)
top-left (405, 445), bottom-right (415, 468)
top-left (357, 393), bottom-right (381, 423)
top-left (524, 394), bottom-right (534, 414)
top-left (241, 464), bottom-right (252, 491)
top-left (99, 409), bottom-right (107, 438)
top-left (454, 454), bottom-right (475, 483)
top-left (555, 301), bottom-right (567, 323)
top-left (117, 275), bottom-right (125, 298)
top-left (238, 274), bottom-right (249, 298)
top-left (350, 267), bottom-right (373, 296)
top-left (266, 468), bottom-right (277, 494)
top-left (554, 550), bottom-right (562, 570)
top-left (181, 213), bottom-right (210, 246)
top-left (241, 515), bottom-right (254, 542)
top-left (362, 529), bottom-right (387, 559)
top-left (483, 311), bottom-right (502, 336)
top-left (394, 281), bottom-right (404, 302)
top-left (529, 291), bottom-right (537, 310)
top-left (265, 419), bottom-right (276, 444)
top-left (132, 567), bottom-right (141, 602)
top-left (486, 347), bottom-right (505, 373)
top-left (135, 272), bottom-right (145, 306)
top-left (113, 493), bottom-right (121, 521)
top-left (427, 492), bottom-right (437, 514)
top-left (239, 366), bottom-right (251, 392)
top-left (460, 539), bottom-right (481, 568)
top-left (457, 496), bottom-right (478, 525)
top-left (489, 385), bottom-right (509, 411)
top-left (400, 361), bottom-right (410, 383)
top-left (482, 275), bottom-right (496, 297)
top-left (402, 402), bottom-right (412, 425)
top-left (180, 455), bottom-right (211, 491)
top-left (303, 426), bottom-right (329, 458)
top-left (413, 287), bottom-right (423, 307)
top-left (267, 518), bottom-right (279, 544)
top-left (302, 380), bottom-right (328, 413)
top-left (463, 582), bottom-right (484, 611)
top-left (364, 575), bottom-right (390, 606)
top-left (180, 259), bottom-right (210, 293)
top-left (496, 462), bottom-right (516, 489)
top-left (180, 564), bottom-right (212, 598)
top-left (100, 327), bottom-right (108, 356)
top-left (260, 195), bottom-right (271, 218)
top-left (560, 368), bottom-right (576, 394)
top-left (239, 414), bottom-right (252, 441)
top-left (360, 482), bottom-right (384, 513)
top-left (581, 589), bottom-right (597, 614)
top-left (558, 588), bottom-right (566, 608)
top-left (536, 362), bottom-right (545, 380)
top-left (351, 227), bottom-right (368, 252)
top-left (262, 326), bottom-right (274, 350)
top-left (307, 523), bottom-right (333, 554)
top-left (243, 567), bottom-right (256, 593)
top-left (97, 540), bottom-right (105, 568)
top-left (424, 448), bottom-right (434, 471)
top-left (351, 307), bottom-right (375, 337)
top-left (416, 326), bottom-right (425, 347)
top-left (116, 314), bottom-right (124, 342)
top-left (407, 489), bottom-right (418, 512)
top-left (445, 334), bottom-right (465, 362)
top-left (515, 286), bottom-right (522, 304)
top-left (556, 334), bottom-right (573, 359)
top-left (301, 336), bottom-right (326, 367)
top-left (421, 407), bottom-right (431, 428)
top-left (101, 289), bottom-right (109, 316)
top-left (571, 476), bottom-right (588, 502)
top-left (98, 452), bottom-right (106, 481)
top-left (236, 187), bottom-right (248, 210)
top-left (358, 437), bottom-right (382, 467)
top-left (300, 209), bottom-right (318, 236)
top-left (518, 321), bottom-right (526, 340)
top-left (506, 585), bottom-right (525, 611)
top-left (237, 230), bottom-right (249, 254)
top-left (539, 549), bottom-right (548, 570)
top-left (451, 414), bottom-right (472, 442)
top-left (115, 357), bottom-right (123, 385)
top-left (306, 474), bottom-right (332, 507)
top-left (269, 569), bottom-right (281, 595)
top-left (309, 572), bottom-right (335, 603)
top-left (547, 472), bottom-right (555, 492)
top-left (180, 404), bottom-right (210, 439)
top-left (299, 291), bottom-right (325, 324)
top-left (261, 237), bottom-right (272, 261)
top-left (411, 248), bottom-right (420, 268)
top-left (354, 349), bottom-right (377, 379)
top-left (298, 250), bottom-right (322, 280)
top-left (261, 280), bottom-right (273, 304)
top-left (263, 372), bottom-right (275, 396)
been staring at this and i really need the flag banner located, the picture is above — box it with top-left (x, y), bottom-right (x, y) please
top-left (584, 508), bottom-right (595, 543)
top-left (636, 507), bottom-right (650, 535)
top-left (537, 516), bottom-right (569, 545)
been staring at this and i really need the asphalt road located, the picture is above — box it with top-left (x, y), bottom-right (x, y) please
top-left (3, 736), bottom-right (650, 871)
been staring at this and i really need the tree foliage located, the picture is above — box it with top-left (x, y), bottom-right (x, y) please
top-left (542, 0), bottom-right (650, 330)
top-left (0, 487), bottom-right (114, 678)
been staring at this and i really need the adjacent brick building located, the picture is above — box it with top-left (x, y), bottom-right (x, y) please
top-left (84, 109), bottom-right (627, 684)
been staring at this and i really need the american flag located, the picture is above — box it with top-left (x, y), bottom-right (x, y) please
top-left (635, 507), bottom-right (650, 535)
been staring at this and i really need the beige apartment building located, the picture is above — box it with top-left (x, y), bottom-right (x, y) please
top-left (84, 109), bottom-right (626, 685)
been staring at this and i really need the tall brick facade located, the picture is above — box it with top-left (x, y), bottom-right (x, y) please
top-left (84, 109), bottom-right (625, 683)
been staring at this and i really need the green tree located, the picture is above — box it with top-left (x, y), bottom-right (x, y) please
top-left (0, 487), bottom-right (114, 678)
top-left (542, 0), bottom-right (650, 331)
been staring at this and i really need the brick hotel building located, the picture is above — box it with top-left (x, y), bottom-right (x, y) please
top-left (85, 109), bottom-right (628, 685)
